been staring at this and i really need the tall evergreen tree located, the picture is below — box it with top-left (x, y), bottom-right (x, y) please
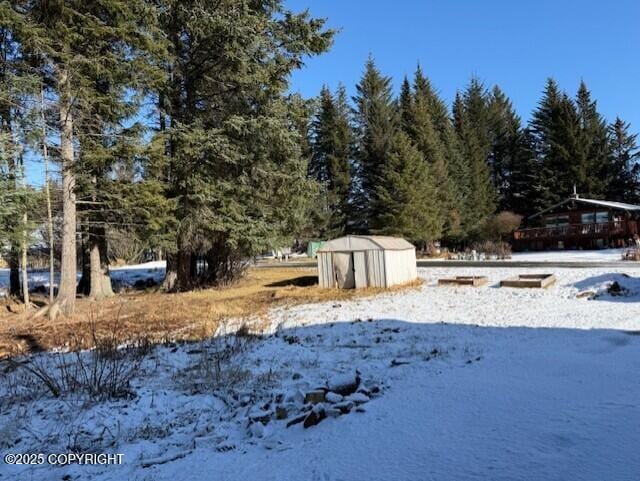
top-left (0, 5), bottom-right (41, 303)
top-left (309, 84), bottom-right (353, 237)
top-left (502, 128), bottom-right (539, 216)
top-left (7, 0), bottom-right (164, 316)
top-left (529, 78), bottom-right (571, 209)
top-left (352, 57), bottom-right (397, 232)
top-left (399, 68), bottom-right (448, 239)
top-left (156, 0), bottom-right (333, 290)
top-left (454, 79), bottom-right (496, 235)
top-left (0, 13), bottom-right (22, 299)
top-left (398, 76), bottom-right (413, 132)
top-left (487, 86), bottom-right (527, 211)
top-left (575, 81), bottom-right (609, 197)
top-left (72, 2), bottom-right (163, 301)
top-left (606, 117), bottom-right (640, 202)
top-left (372, 131), bottom-right (439, 245)
top-left (529, 79), bottom-right (613, 209)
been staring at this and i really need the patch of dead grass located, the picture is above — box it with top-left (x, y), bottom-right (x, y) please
top-left (0, 268), bottom-right (423, 358)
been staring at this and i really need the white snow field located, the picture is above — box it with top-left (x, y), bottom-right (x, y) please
top-left (2, 265), bottom-right (640, 481)
top-left (0, 261), bottom-right (166, 297)
top-left (511, 248), bottom-right (627, 262)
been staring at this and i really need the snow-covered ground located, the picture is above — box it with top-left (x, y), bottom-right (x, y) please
top-left (2, 266), bottom-right (640, 480)
top-left (0, 248), bottom-right (632, 297)
top-left (0, 261), bottom-right (166, 297)
top-left (511, 248), bottom-right (627, 262)
top-left (418, 247), bottom-right (629, 263)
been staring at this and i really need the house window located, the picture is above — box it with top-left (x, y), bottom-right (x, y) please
top-left (581, 213), bottom-right (595, 224)
top-left (545, 215), bottom-right (569, 227)
top-left (582, 211), bottom-right (609, 224)
top-left (595, 211), bottom-right (609, 224)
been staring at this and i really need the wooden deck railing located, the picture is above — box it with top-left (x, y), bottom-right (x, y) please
top-left (513, 221), bottom-right (630, 241)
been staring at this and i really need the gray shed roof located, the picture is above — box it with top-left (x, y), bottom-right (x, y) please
top-left (317, 235), bottom-right (415, 252)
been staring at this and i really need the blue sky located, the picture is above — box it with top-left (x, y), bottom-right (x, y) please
top-left (286, 0), bottom-right (640, 128)
top-left (24, 1), bottom-right (640, 186)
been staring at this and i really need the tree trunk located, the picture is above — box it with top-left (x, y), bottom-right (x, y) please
top-left (42, 87), bottom-right (55, 304)
top-left (50, 68), bottom-right (77, 318)
top-left (21, 211), bottom-right (29, 307)
top-left (175, 249), bottom-right (192, 291)
top-left (18, 151), bottom-right (30, 307)
top-left (77, 227), bottom-right (91, 295)
top-left (162, 252), bottom-right (178, 291)
top-left (8, 247), bottom-right (20, 298)
top-left (88, 228), bottom-right (113, 300)
top-left (3, 108), bottom-right (20, 299)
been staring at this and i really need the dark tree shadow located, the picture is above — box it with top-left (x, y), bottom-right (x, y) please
top-left (266, 276), bottom-right (318, 288)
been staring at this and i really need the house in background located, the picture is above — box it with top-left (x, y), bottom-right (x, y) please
top-left (513, 193), bottom-right (640, 251)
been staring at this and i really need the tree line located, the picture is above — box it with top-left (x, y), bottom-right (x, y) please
top-left (1, 1), bottom-right (638, 318)
top-left (308, 59), bottom-right (640, 247)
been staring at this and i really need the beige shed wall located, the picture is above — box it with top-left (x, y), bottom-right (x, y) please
top-left (317, 247), bottom-right (415, 289)
top-left (383, 248), bottom-right (417, 287)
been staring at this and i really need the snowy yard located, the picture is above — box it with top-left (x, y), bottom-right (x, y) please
top-left (2, 265), bottom-right (640, 480)
top-left (511, 248), bottom-right (628, 263)
top-left (0, 261), bottom-right (166, 298)
top-left (0, 262), bottom-right (166, 299)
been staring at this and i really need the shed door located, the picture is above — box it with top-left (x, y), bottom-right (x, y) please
top-left (353, 251), bottom-right (368, 288)
top-left (332, 252), bottom-right (355, 288)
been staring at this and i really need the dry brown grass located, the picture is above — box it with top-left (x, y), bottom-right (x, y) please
top-left (0, 267), bottom-right (422, 358)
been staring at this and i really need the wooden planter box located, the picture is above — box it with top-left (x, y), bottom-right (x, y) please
top-left (499, 274), bottom-right (556, 289)
top-left (438, 276), bottom-right (489, 287)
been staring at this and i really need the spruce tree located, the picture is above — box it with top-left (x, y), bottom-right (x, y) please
top-left (156, 0), bottom-right (334, 290)
top-left (487, 86), bottom-right (526, 211)
top-left (454, 79), bottom-right (496, 236)
top-left (606, 118), bottom-right (640, 202)
top-left (530, 79), bottom-right (613, 208)
top-left (352, 57), bottom-right (397, 232)
top-left (503, 128), bottom-right (539, 216)
top-left (0, 15), bottom-right (22, 298)
top-left (399, 69), bottom-right (449, 240)
top-left (372, 131), bottom-right (439, 245)
top-left (309, 84), bottom-right (353, 237)
top-left (575, 81), bottom-right (609, 197)
top-left (8, 0), bottom-right (164, 316)
top-left (0, 6), bottom-right (40, 302)
top-left (309, 86), bottom-right (334, 184)
top-left (72, 2), bottom-right (163, 301)
top-left (529, 78), bottom-right (570, 209)
top-left (398, 76), bottom-right (413, 132)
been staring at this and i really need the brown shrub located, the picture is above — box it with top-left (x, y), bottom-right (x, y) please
top-left (481, 211), bottom-right (523, 241)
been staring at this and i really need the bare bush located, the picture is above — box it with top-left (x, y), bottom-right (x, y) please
top-left (421, 242), bottom-right (447, 258)
top-left (471, 240), bottom-right (513, 260)
top-left (5, 317), bottom-right (150, 401)
top-left (107, 228), bottom-right (147, 265)
top-left (481, 211), bottom-right (523, 241)
top-left (180, 331), bottom-right (254, 393)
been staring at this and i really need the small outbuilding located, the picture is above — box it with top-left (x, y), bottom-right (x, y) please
top-left (317, 235), bottom-right (417, 289)
top-left (306, 241), bottom-right (325, 258)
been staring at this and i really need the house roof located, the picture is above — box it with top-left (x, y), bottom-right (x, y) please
top-left (317, 235), bottom-right (415, 252)
top-left (530, 196), bottom-right (640, 219)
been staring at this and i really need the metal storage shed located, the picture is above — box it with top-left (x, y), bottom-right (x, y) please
top-left (317, 235), bottom-right (418, 289)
